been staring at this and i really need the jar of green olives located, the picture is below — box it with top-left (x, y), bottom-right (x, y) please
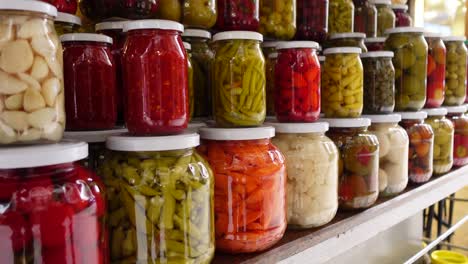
top-left (259, 0), bottom-right (296, 40)
top-left (328, 32), bottom-right (368, 52)
top-left (184, 42), bottom-right (195, 119)
top-left (182, 0), bottom-right (217, 29)
top-left (353, 0), bottom-right (377, 38)
top-left (365, 37), bottom-right (386, 51)
top-left (385, 27), bottom-right (428, 111)
top-left (442, 36), bottom-right (468, 106)
top-left (102, 133), bottom-right (215, 263)
top-left (328, 0), bottom-right (355, 34)
top-left (55, 12), bottom-right (81, 35)
top-left (266, 52), bottom-right (278, 116)
top-left (373, 0), bottom-right (395, 37)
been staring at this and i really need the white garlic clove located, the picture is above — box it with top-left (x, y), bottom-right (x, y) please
top-left (23, 88), bottom-right (46, 112)
top-left (17, 73), bottom-right (41, 90)
top-left (41, 77), bottom-right (61, 107)
top-left (5, 93), bottom-right (23, 110)
top-left (0, 71), bottom-right (28, 95)
top-left (17, 128), bottom-right (41, 142)
top-left (17, 19), bottom-right (48, 39)
top-left (0, 23), bottom-right (13, 50)
top-left (0, 40), bottom-right (34, 74)
top-left (0, 95), bottom-right (3, 112)
top-left (45, 56), bottom-right (62, 78)
top-left (42, 122), bottom-right (63, 141)
top-left (1, 111), bottom-right (28, 131)
top-left (30, 56), bottom-right (49, 81)
top-left (27, 107), bottom-right (56, 129)
top-left (55, 92), bottom-right (65, 124)
top-left (10, 16), bottom-right (28, 25)
top-left (0, 119), bottom-right (16, 144)
top-left (31, 35), bottom-right (56, 58)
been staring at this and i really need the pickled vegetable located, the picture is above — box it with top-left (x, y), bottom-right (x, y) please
top-left (443, 37), bottom-right (467, 106)
top-left (425, 34), bottom-right (446, 108)
top-left (392, 4), bottom-right (412, 27)
top-left (184, 42), bottom-right (195, 119)
top-left (79, 0), bottom-right (159, 21)
top-left (374, 0), bottom-right (395, 37)
top-left (446, 106), bottom-right (468, 166)
top-left (215, 0), bottom-right (260, 31)
top-left (353, 0), bottom-right (377, 38)
top-left (365, 37), bottom-right (386, 51)
top-left (328, 0), bottom-right (355, 34)
top-left (259, 0), bottom-right (296, 40)
top-left (266, 52), bottom-right (277, 116)
top-left (54, 12), bottom-right (82, 35)
top-left (328, 32), bottom-right (368, 52)
top-left (424, 109), bottom-right (454, 174)
top-left (183, 0), bottom-right (217, 29)
top-left (295, 0), bottom-right (329, 43)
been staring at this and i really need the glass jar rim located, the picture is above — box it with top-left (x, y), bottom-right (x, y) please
top-left (95, 20), bottom-right (128, 31)
top-left (123, 19), bottom-right (184, 33)
top-left (106, 133), bottom-right (200, 151)
top-left (323, 47), bottom-right (362, 55)
top-left (360, 51), bottom-right (394, 58)
top-left (391, 4), bottom-right (408, 10)
top-left (442, 36), bottom-right (466, 42)
top-left (276, 41), bottom-right (319, 50)
top-left (371, 0), bottom-right (391, 5)
top-left (363, 114), bottom-right (401, 123)
top-left (397, 111), bottom-right (427, 120)
top-left (445, 106), bottom-right (467, 114)
top-left (199, 127), bottom-right (275, 140)
top-left (365, 37), bottom-right (387, 43)
top-left (0, 0), bottom-right (57, 17)
top-left (424, 31), bottom-right (443, 38)
top-left (318, 55), bottom-right (325, 62)
top-left (262, 41), bottom-right (285, 48)
top-left (64, 129), bottom-right (128, 143)
top-left (183, 29), bottom-right (211, 39)
top-left (183, 42), bottom-right (191, 50)
top-left (321, 118), bottom-right (371, 128)
top-left (329, 32), bottom-right (366, 40)
top-left (385, 27), bottom-right (425, 34)
top-left (423, 108), bottom-right (448, 116)
top-left (266, 122), bottom-right (328, 134)
top-left (56, 12), bottom-right (82, 26)
top-left (60, 33), bottom-right (113, 44)
top-left (213, 31), bottom-right (263, 42)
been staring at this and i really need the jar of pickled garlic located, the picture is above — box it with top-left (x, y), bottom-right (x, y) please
top-left (322, 118), bottom-right (379, 210)
top-left (328, 0), bottom-right (355, 34)
top-left (392, 4), bottom-right (412, 27)
top-left (423, 108), bottom-right (454, 175)
top-left (295, 0), bottom-right (329, 44)
top-left (61, 33), bottom-right (117, 131)
top-left (103, 133), bottom-right (214, 263)
top-left (442, 36), bottom-right (468, 106)
top-left (275, 41), bottom-right (321, 122)
top-left (0, 1), bottom-right (65, 145)
top-left (0, 142), bottom-right (106, 263)
top-left (322, 47), bottom-right (364, 118)
top-left (266, 52), bottom-right (278, 116)
top-left (365, 114), bottom-right (409, 196)
top-left (122, 20), bottom-right (189, 135)
top-left (212, 31), bottom-right (266, 127)
top-left (361, 51), bottom-right (395, 114)
top-left (365, 37), bottom-right (386, 51)
top-left (182, 0), bottom-right (217, 29)
top-left (40, 0), bottom-right (77, 14)
top-left (373, 0), bottom-right (395, 37)
top-left (445, 106), bottom-right (468, 166)
top-left (385, 27), bottom-right (428, 111)
top-left (353, 0), bottom-right (377, 38)
top-left (79, 0), bottom-right (159, 21)
top-left (425, 32), bottom-right (446, 108)
top-left (269, 122), bottom-right (338, 229)
top-left (215, 0), bottom-right (259, 31)
top-left (182, 29), bottom-right (214, 118)
top-left (54, 12), bottom-right (81, 35)
top-left (259, 0), bottom-right (296, 40)
top-left (184, 42), bottom-right (195, 119)
top-left (328, 32), bottom-right (368, 52)
top-left (198, 127), bottom-right (286, 253)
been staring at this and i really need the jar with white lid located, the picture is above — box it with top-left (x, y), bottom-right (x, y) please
top-left (261, 41), bottom-right (283, 59)
top-left (365, 114), bottom-right (409, 196)
top-left (54, 12), bottom-right (82, 35)
top-left (268, 122), bottom-right (338, 229)
top-left (322, 118), bottom-right (379, 209)
top-left (328, 32), bottom-right (368, 52)
top-left (445, 106), bottom-right (468, 166)
top-left (102, 133), bottom-right (215, 263)
top-left (365, 37), bottom-right (386, 51)
top-left (0, 142), bottom-right (107, 263)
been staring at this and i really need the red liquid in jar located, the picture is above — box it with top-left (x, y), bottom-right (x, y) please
top-left (215, 0), bottom-right (260, 31)
top-left (295, 0), bottom-right (328, 43)
top-left (394, 8), bottom-right (412, 27)
top-left (42, 0), bottom-right (77, 14)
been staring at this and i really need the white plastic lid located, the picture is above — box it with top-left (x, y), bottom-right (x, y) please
top-left (360, 51), bottom-right (394, 58)
top-left (386, 27), bottom-right (425, 35)
top-left (276, 41), bottom-right (320, 50)
top-left (324, 47), bottom-right (362, 55)
top-left (123, 19), bottom-right (184, 33)
top-left (371, 0), bottom-right (391, 4)
top-left (329, 32), bottom-right (366, 40)
top-left (391, 4), bottom-right (408, 10)
top-left (424, 31), bottom-right (443, 38)
top-left (95, 20), bottom-right (127, 31)
top-left (262, 41), bottom-right (283, 48)
top-left (318, 56), bottom-right (325, 62)
top-left (64, 129), bottom-right (128, 143)
top-left (188, 122), bottom-right (207, 129)
top-left (423, 108), bottom-right (448, 116)
top-left (365, 37), bottom-right (386, 43)
top-left (0, 0), bottom-right (57, 17)
top-left (182, 29), bottom-right (211, 39)
top-left (107, 133), bottom-right (200, 151)
top-left (363, 114), bottom-right (402, 123)
top-left (199, 127), bottom-right (275, 140)
top-left (60, 33), bottom-right (113, 44)
top-left (266, 122), bottom-right (329, 134)
top-left (0, 141), bottom-right (88, 169)
top-left (321, 118), bottom-right (371, 128)
top-left (183, 42), bottom-right (191, 50)
top-left (442, 36), bottom-right (466, 42)
top-left (445, 106), bottom-right (467, 114)
top-left (397, 111), bottom-right (427, 120)
top-left (56, 12), bottom-right (82, 26)
top-left (213, 31), bottom-right (263, 42)
top-left (268, 52), bottom-right (278, 59)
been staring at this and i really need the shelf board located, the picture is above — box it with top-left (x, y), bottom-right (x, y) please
top-left (213, 166), bottom-right (468, 264)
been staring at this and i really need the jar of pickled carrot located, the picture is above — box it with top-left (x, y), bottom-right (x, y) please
top-left (446, 106), bottom-right (468, 166)
top-left (198, 127), bottom-right (286, 253)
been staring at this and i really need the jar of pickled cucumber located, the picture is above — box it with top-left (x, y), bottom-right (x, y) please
top-left (385, 27), bottom-right (428, 111)
top-left (182, 0), bottom-right (216, 29)
top-left (55, 12), bottom-right (81, 35)
top-left (184, 42), bottom-right (195, 120)
top-left (392, 4), bottom-right (412, 27)
top-left (259, 0), bottom-right (296, 40)
top-left (328, 0), bottom-right (354, 34)
top-left (361, 51), bottom-right (395, 114)
top-left (365, 37), bottom-right (386, 51)
top-left (446, 106), bottom-right (468, 166)
top-left (212, 31), bottom-right (266, 127)
top-left (103, 133), bottom-right (215, 263)
top-left (424, 33), bottom-right (446, 108)
top-left (295, 0), bottom-right (329, 43)
top-left (322, 47), bottom-right (364, 118)
top-left (268, 122), bottom-right (338, 229)
top-left (442, 36), bottom-right (468, 106)
top-left (328, 32), bottom-right (368, 52)
top-left (423, 108), bottom-right (454, 175)
top-left (322, 118), bottom-right (379, 210)
top-left (215, 0), bottom-right (259, 31)
top-left (80, 0), bottom-right (159, 21)
top-left (365, 114), bottom-right (409, 196)
top-left (373, 0), bottom-right (395, 37)
top-left (353, 0), bottom-right (377, 38)
top-left (266, 52), bottom-right (278, 116)
top-left (198, 127), bottom-right (286, 253)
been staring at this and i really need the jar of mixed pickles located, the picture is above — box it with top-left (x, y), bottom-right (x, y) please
top-left (443, 36), bottom-right (468, 106)
top-left (365, 37), bottom-right (386, 51)
top-left (198, 127), bottom-right (286, 253)
top-left (373, 0), bottom-right (395, 37)
top-left (212, 31), bottom-right (266, 127)
top-left (184, 42), bottom-right (195, 119)
top-left (323, 118), bottom-right (379, 210)
top-left (275, 41), bottom-right (321, 122)
top-left (385, 27), bottom-right (428, 111)
top-left (40, 0), bottom-right (77, 14)
top-left (353, 0), bottom-right (377, 38)
top-left (322, 47), bottom-right (364, 118)
top-left (0, 1), bottom-right (65, 145)
top-left (295, 0), bottom-right (329, 43)
top-left (328, 0), bottom-right (354, 34)
top-left (423, 108), bottom-right (454, 175)
top-left (328, 32), bottom-right (368, 52)
top-left (215, 0), bottom-right (259, 31)
top-left (266, 52), bottom-right (278, 116)
top-left (79, 0), bottom-right (159, 21)
top-left (259, 0), bottom-right (296, 40)
top-left (365, 114), bottom-right (409, 196)
top-left (445, 106), bottom-right (468, 166)
top-left (182, 0), bottom-right (217, 29)
top-left (54, 12), bottom-right (81, 35)
top-left (425, 32), bottom-right (446, 108)
top-left (0, 142), bottom-right (106, 263)
top-left (122, 20), bottom-right (189, 135)
top-left (392, 4), bottom-right (412, 27)
top-left (361, 51), bottom-right (395, 114)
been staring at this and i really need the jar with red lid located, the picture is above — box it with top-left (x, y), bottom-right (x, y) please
top-left (295, 0), bottom-right (328, 44)
top-left (446, 106), bottom-right (468, 166)
top-left (424, 33), bottom-right (446, 108)
top-left (275, 41), bottom-right (321, 122)
top-left (40, 0), bottom-right (77, 14)
top-left (215, 0), bottom-right (259, 31)
top-left (365, 37), bottom-right (386, 51)
top-left (392, 4), bottom-right (412, 27)
top-left (61, 33), bottom-right (117, 131)
top-left (353, 0), bottom-right (377, 38)
top-left (0, 142), bottom-right (107, 263)
top-left (122, 20), bottom-right (189, 135)
top-left (198, 127), bottom-right (286, 253)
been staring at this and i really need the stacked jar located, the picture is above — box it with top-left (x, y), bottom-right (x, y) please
top-left (446, 105), bottom-right (468, 167)
top-left (295, 0), bottom-right (329, 45)
top-left (372, 0), bottom-right (396, 37)
top-left (424, 32), bottom-right (446, 108)
top-left (392, 4), bottom-right (412, 27)
top-left (442, 36), bottom-right (467, 106)
top-left (54, 12), bottom-right (82, 35)
top-left (365, 37), bottom-right (386, 51)
top-left (327, 32), bottom-right (368, 52)
top-left (353, 0), bottom-right (377, 38)
top-left (328, 0), bottom-right (355, 34)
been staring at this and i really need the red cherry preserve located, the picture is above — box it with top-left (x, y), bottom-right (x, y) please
top-left (215, 0), bottom-right (260, 31)
top-left (41, 0), bottom-right (77, 14)
top-left (295, 0), bottom-right (329, 44)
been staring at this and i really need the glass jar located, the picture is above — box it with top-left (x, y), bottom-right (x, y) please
top-left (215, 0), bottom-right (260, 31)
top-left (443, 36), bottom-right (468, 106)
top-left (373, 0), bottom-right (395, 37)
top-left (361, 51), bottom-right (395, 114)
top-left (328, 32), bottom-right (368, 52)
top-left (365, 114), bottom-right (409, 196)
top-left (446, 106), bottom-right (468, 166)
top-left (259, 0), bottom-right (296, 40)
top-left (269, 122), bottom-right (338, 229)
top-left (79, 0), bottom-right (159, 21)
top-left (55, 12), bottom-right (81, 35)
top-left (275, 41), bottom-right (321, 122)
top-left (353, 0), bottom-right (377, 38)
top-left (40, 0), bottom-right (77, 14)
top-left (266, 52), bottom-right (278, 116)
top-left (103, 134), bottom-right (214, 263)
top-left (322, 47), bottom-right (364, 118)
top-left (423, 108), bottom-right (454, 174)
top-left (122, 20), bottom-right (189, 135)
top-left (212, 31), bottom-right (266, 127)
top-left (182, 0), bottom-right (217, 29)
top-left (323, 118), bottom-right (379, 210)
top-left (392, 4), bottom-right (412, 27)
top-left (365, 37), bottom-right (386, 51)
top-left (328, 0), bottom-right (354, 34)
top-left (391, 0), bottom-right (407, 4)
top-left (0, 1), bottom-right (65, 145)
top-left (425, 33), bottom-right (446, 108)
top-left (262, 41), bottom-right (283, 58)
top-left (184, 42), bottom-right (195, 120)
top-left (385, 27), bottom-right (428, 111)
top-left (198, 127), bottom-right (286, 253)
top-left (156, 0), bottom-right (181, 21)
top-left (61, 33), bottom-right (117, 131)
top-left (182, 29), bottom-right (214, 118)
top-left (295, 0), bottom-right (328, 44)
top-left (0, 142), bottom-right (106, 263)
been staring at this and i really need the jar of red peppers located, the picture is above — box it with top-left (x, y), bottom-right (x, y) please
top-left (328, 32), bottom-right (368, 52)
top-left (365, 37), bottom-right (386, 51)
top-left (61, 33), bottom-right (117, 131)
top-left (0, 142), bottom-right (107, 264)
top-left (259, 0), bottom-right (296, 40)
top-left (322, 118), bottom-right (379, 210)
top-left (40, 0), bottom-right (77, 14)
top-left (122, 20), bottom-right (189, 135)
top-left (295, 0), bottom-right (328, 44)
top-left (442, 36), bottom-right (468, 106)
top-left (266, 52), bottom-right (278, 116)
top-left (55, 12), bottom-right (82, 35)
top-left (424, 32), bottom-right (446, 108)
top-left (446, 106), bottom-right (468, 166)
top-left (392, 4), bottom-right (412, 27)
top-left (198, 127), bottom-right (286, 253)
top-left (215, 0), bottom-right (259, 31)
top-left (353, 0), bottom-right (377, 38)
